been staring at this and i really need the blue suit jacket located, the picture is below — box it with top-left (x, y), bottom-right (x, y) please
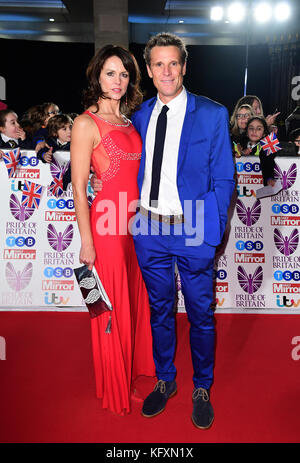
top-left (132, 91), bottom-right (235, 247)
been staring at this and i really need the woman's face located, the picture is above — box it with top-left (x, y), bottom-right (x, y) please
top-left (247, 119), bottom-right (265, 143)
top-left (45, 105), bottom-right (59, 126)
top-left (0, 112), bottom-right (20, 138)
top-left (252, 99), bottom-right (261, 115)
top-left (99, 55), bottom-right (130, 102)
top-left (236, 107), bottom-right (251, 130)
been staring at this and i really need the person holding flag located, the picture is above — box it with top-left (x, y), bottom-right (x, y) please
top-left (241, 116), bottom-right (281, 186)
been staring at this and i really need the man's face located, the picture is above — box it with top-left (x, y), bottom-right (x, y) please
top-left (147, 45), bottom-right (186, 104)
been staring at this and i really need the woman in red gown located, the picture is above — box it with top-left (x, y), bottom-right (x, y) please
top-left (71, 45), bottom-right (155, 415)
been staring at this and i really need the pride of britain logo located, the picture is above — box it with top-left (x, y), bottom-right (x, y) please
top-left (236, 199), bottom-right (261, 226)
top-left (5, 262), bottom-right (33, 292)
top-left (274, 228), bottom-right (299, 256)
top-left (9, 180), bottom-right (44, 221)
top-left (47, 224), bottom-right (74, 252)
top-left (274, 162), bottom-right (297, 190)
top-left (237, 265), bottom-right (263, 294)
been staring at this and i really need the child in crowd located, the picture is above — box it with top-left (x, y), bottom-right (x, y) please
top-left (0, 109), bottom-right (33, 150)
top-left (31, 102), bottom-right (60, 148)
top-left (37, 114), bottom-right (72, 163)
top-left (288, 128), bottom-right (300, 155)
top-left (240, 116), bottom-right (276, 186)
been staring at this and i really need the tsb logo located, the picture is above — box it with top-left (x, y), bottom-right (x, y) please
top-left (236, 162), bottom-right (261, 173)
top-left (6, 236), bottom-right (36, 247)
top-left (47, 198), bottom-right (74, 209)
top-left (213, 269), bottom-right (227, 280)
top-left (19, 156), bottom-right (39, 166)
top-left (236, 240), bottom-right (263, 251)
top-left (43, 267), bottom-right (73, 278)
top-left (274, 270), bottom-right (300, 281)
top-left (272, 204), bottom-right (299, 215)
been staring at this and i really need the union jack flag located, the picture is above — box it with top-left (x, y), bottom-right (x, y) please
top-left (48, 174), bottom-right (64, 198)
top-left (48, 160), bottom-right (70, 198)
top-left (259, 132), bottom-right (282, 156)
top-left (21, 180), bottom-right (44, 209)
top-left (2, 148), bottom-right (21, 177)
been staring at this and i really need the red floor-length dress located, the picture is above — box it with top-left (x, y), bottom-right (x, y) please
top-left (86, 110), bottom-right (155, 415)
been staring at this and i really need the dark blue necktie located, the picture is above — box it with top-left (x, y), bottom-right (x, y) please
top-left (149, 105), bottom-right (169, 208)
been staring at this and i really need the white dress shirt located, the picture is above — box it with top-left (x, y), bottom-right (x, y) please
top-left (1, 134), bottom-right (18, 144)
top-left (141, 87), bottom-right (187, 215)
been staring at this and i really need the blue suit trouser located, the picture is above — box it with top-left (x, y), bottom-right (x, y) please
top-left (133, 213), bottom-right (216, 390)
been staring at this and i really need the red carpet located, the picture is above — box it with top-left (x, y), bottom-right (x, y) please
top-left (0, 311), bottom-right (300, 443)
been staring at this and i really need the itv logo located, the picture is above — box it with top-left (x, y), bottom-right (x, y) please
top-left (276, 295), bottom-right (300, 308)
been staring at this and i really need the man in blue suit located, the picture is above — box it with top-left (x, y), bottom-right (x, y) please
top-left (131, 32), bottom-right (235, 429)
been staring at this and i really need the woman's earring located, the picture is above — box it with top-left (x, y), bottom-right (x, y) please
top-left (125, 93), bottom-right (128, 106)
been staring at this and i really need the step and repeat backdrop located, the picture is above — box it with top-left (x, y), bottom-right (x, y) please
top-left (0, 149), bottom-right (299, 314)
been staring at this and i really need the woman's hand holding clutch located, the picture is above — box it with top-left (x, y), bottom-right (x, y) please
top-left (80, 243), bottom-right (96, 271)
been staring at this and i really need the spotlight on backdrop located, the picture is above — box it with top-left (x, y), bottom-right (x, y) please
top-left (254, 2), bottom-right (272, 22)
top-left (211, 6), bottom-right (224, 21)
top-left (274, 2), bottom-right (291, 21)
top-left (227, 2), bottom-right (246, 22)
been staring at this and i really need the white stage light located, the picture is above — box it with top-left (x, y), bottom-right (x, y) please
top-left (211, 6), bottom-right (223, 21)
top-left (254, 2), bottom-right (272, 22)
top-left (227, 2), bottom-right (246, 22)
top-left (274, 2), bottom-right (291, 21)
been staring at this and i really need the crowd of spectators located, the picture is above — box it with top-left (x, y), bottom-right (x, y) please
top-left (0, 101), bottom-right (78, 164)
top-left (1, 95), bottom-right (300, 169)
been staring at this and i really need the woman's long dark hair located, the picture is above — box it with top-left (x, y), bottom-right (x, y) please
top-left (82, 45), bottom-right (143, 116)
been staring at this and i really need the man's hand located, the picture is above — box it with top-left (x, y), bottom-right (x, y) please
top-left (90, 166), bottom-right (103, 193)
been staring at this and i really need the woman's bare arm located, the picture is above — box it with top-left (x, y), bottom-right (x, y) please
top-left (71, 114), bottom-right (98, 270)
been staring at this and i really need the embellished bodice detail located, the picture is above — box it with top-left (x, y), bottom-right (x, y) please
top-left (100, 132), bottom-right (141, 182)
top-left (85, 110), bottom-right (142, 183)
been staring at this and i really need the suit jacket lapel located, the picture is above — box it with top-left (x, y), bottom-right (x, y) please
top-left (137, 97), bottom-right (157, 191)
top-left (140, 98), bottom-right (156, 143)
top-left (177, 91), bottom-right (196, 173)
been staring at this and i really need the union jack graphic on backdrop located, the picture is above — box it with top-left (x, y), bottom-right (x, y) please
top-left (5, 262), bottom-right (33, 292)
top-left (9, 193), bottom-right (35, 221)
top-left (48, 175), bottom-right (64, 198)
top-left (2, 148), bottom-right (21, 177)
top-left (274, 228), bottom-right (299, 257)
top-left (48, 158), bottom-right (70, 198)
top-left (237, 265), bottom-right (263, 295)
top-left (274, 162), bottom-right (297, 190)
top-left (259, 132), bottom-right (282, 156)
top-left (236, 198), bottom-right (261, 226)
top-left (21, 180), bottom-right (44, 209)
top-left (47, 224), bottom-right (73, 252)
